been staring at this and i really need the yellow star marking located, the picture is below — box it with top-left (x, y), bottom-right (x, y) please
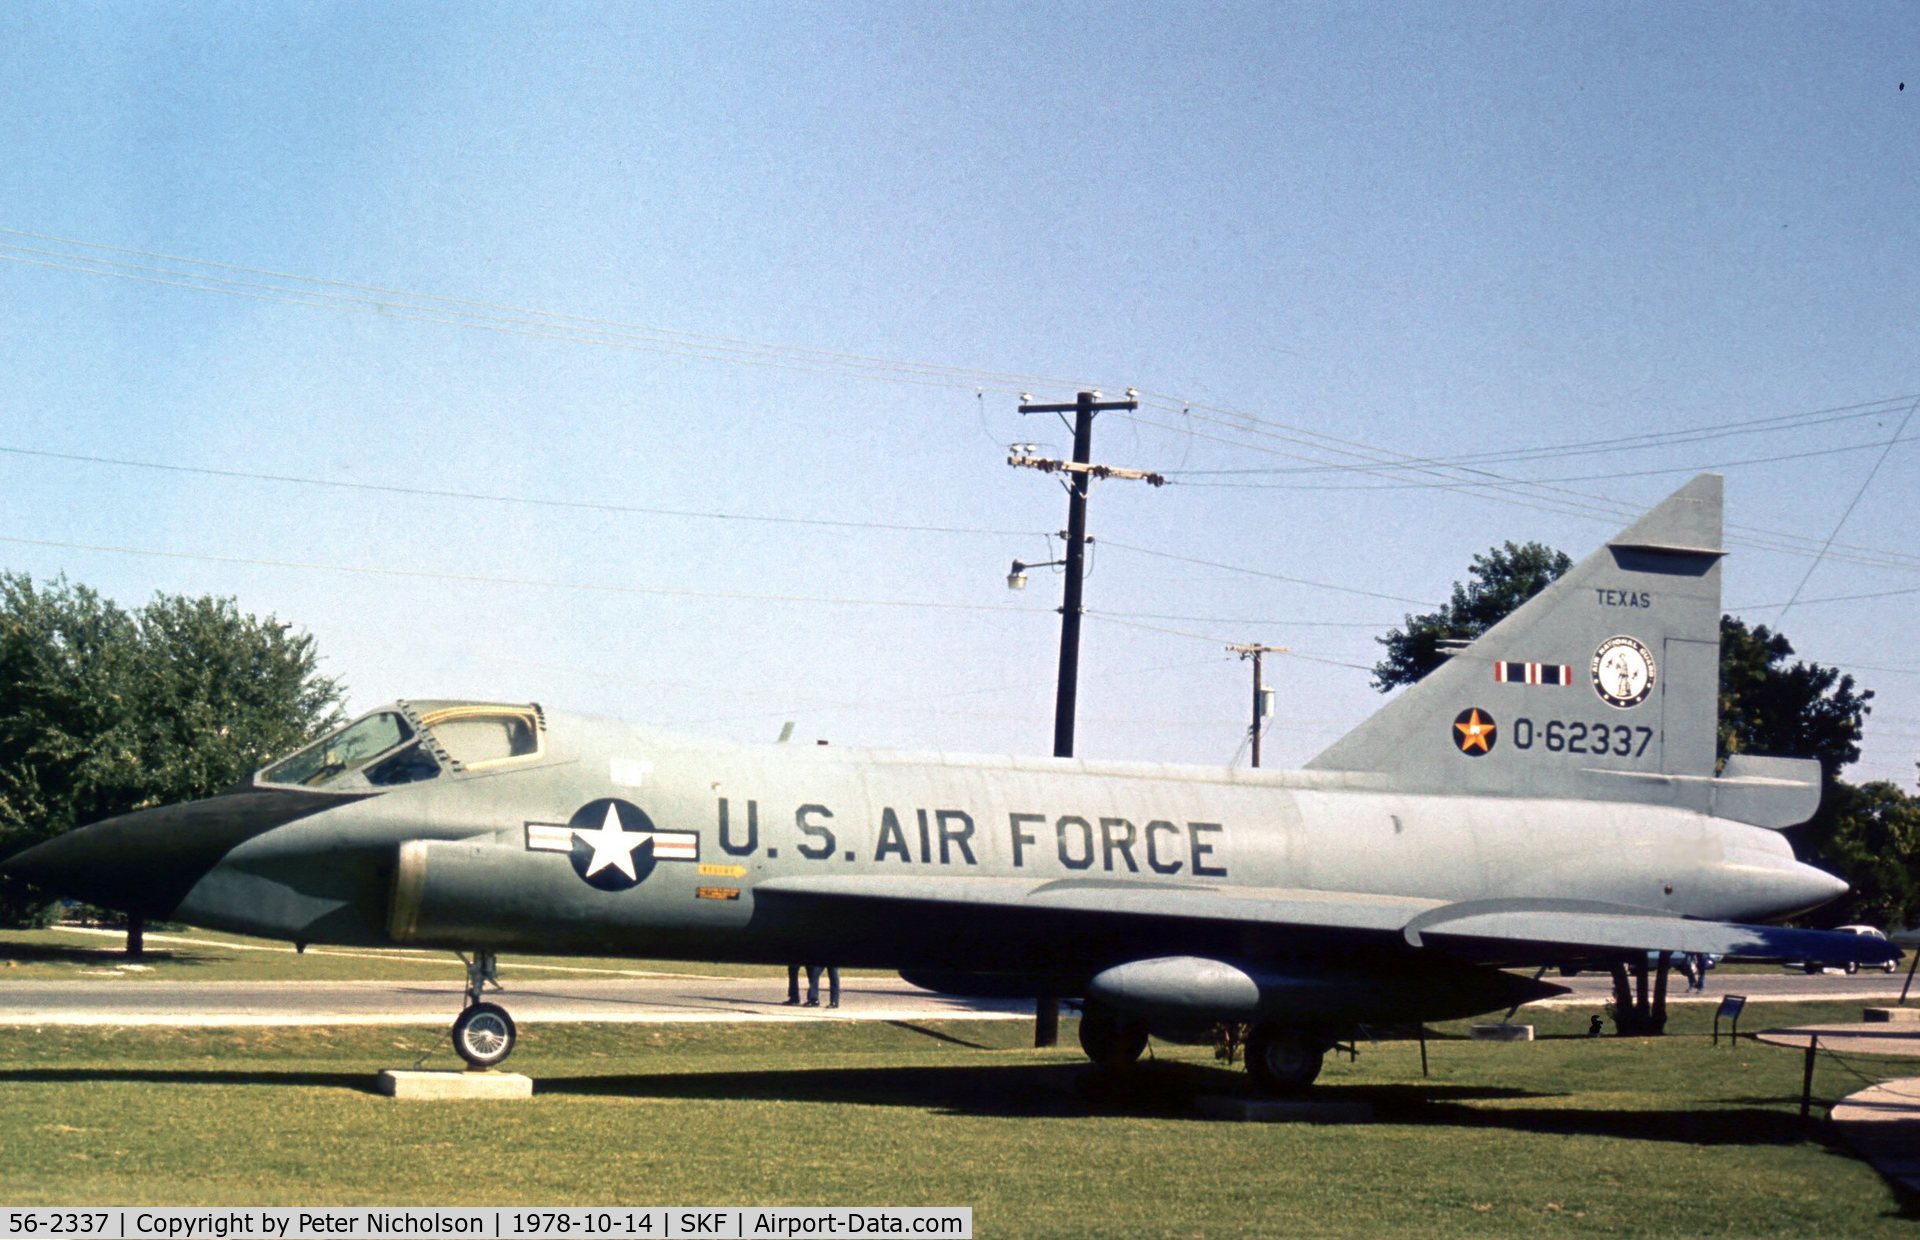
top-left (1455, 709), bottom-right (1495, 753)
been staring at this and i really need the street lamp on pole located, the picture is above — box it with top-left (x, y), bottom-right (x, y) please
top-left (1006, 557), bottom-right (1066, 591)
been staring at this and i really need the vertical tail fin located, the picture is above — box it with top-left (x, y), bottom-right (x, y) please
top-left (1307, 474), bottom-right (1725, 807)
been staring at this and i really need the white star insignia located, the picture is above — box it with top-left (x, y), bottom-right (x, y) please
top-left (576, 802), bottom-right (647, 881)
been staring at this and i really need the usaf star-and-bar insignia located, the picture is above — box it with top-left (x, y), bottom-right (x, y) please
top-left (525, 797), bottom-right (699, 891)
top-left (1452, 707), bottom-right (1497, 756)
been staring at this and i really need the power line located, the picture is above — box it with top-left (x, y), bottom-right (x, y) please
top-left (0, 533), bottom-right (1053, 615)
top-left (21, 430), bottom-right (1913, 618)
top-left (1098, 610), bottom-right (1392, 630)
top-left (1733, 584), bottom-right (1920, 610)
top-left (0, 445), bottom-right (1042, 539)
top-left (1161, 393), bottom-right (1920, 477)
top-left (1775, 395), bottom-right (1920, 623)
top-left (1087, 612), bottom-right (1375, 671)
top-left (0, 531), bottom-right (1393, 636)
top-left (1097, 541), bottom-right (1439, 607)
top-left (1169, 434), bottom-right (1920, 493)
top-left (1125, 399), bottom-right (1920, 572)
top-left (0, 229), bottom-right (1091, 394)
top-left (0, 441), bottom-right (1445, 601)
top-left (7, 226), bottom-right (1913, 576)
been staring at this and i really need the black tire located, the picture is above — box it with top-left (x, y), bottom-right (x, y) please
top-left (1885, 961), bottom-right (1898, 974)
top-left (1245, 1025), bottom-right (1325, 1095)
top-left (1804, 963), bottom-right (1821, 975)
top-left (1078, 1003), bottom-right (1150, 1071)
top-left (1845, 961), bottom-right (1859, 976)
top-left (452, 1002), bottom-right (517, 1068)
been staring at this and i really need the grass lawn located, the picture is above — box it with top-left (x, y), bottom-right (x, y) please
top-left (1, 1000), bottom-right (1916, 1235)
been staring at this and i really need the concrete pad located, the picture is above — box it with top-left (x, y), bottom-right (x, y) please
top-left (1470, 1023), bottom-right (1535, 1042)
top-left (1195, 1095), bottom-right (1373, 1124)
top-left (1863, 1007), bottom-right (1920, 1024)
top-left (377, 1069), bottom-right (533, 1099)
top-left (1831, 1078), bottom-right (1920, 1201)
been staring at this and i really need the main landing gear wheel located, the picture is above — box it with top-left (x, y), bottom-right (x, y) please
top-left (1078, 1003), bottom-right (1150, 1072)
top-left (1245, 1025), bottom-right (1325, 1095)
top-left (452, 1002), bottom-right (516, 1068)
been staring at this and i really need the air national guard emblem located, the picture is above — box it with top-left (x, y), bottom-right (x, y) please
top-left (1452, 708), bottom-right (1497, 756)
top-left (525, 798), bottom-right (698, 891)
top-left (1591, 636), bottom-right (1657, 710)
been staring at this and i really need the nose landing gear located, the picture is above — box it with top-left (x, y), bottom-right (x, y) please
top-left (452, 952), bottom-right (517, 1069)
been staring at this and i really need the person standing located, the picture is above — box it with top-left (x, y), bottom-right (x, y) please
top-left (804, 964), bottom-right (841, 1008)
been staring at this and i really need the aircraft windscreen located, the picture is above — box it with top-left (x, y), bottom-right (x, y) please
top-left (262, 712), bottom-right (413, 787)
top-left (426, 712), bottom-right (540, 767)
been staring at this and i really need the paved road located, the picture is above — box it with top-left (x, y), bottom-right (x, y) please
top-left (0, 968), bottom-right (1909, 1027)
top-left (1541, 969), bottom-right (1914, 1007)
top-left (0, 974), bottom-right (1038, 1027)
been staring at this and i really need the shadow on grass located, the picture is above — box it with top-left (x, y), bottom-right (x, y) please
top-left (884, 1021), bottom-right (994, 1050)
top-left (538, 1058), bottom-right (1859, 1149)
top-left (541, 1059), bottom-right (1542, 1114)
top-left (0, 944), bottom-right (205, 966)
top-left (0, 1059), bottom-right (1865, 1155)
top-left (0, 1067), bottom-right (380, 1094)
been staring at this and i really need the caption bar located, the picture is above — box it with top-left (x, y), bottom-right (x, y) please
top-left (1, 1211), bottom-right (971, 1240)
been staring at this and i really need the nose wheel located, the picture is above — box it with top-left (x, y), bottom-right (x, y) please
top-left (452, 1001), bottom-right (517, 1068)
top-left (452, 951), bottom-right (517, 1069)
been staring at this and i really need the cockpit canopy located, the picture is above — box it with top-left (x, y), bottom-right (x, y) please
top-left (258, 701), bottom-right (544, 790)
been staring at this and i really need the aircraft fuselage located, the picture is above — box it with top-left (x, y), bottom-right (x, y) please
top-left (82, 715), bottom-right (1832, 984)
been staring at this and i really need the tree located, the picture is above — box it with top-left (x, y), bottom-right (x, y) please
top-left (0, 573), bottom-right (346, 929)
top-left (1372, 542), bottom-right (1572, 691)
top-left (1717, 616), bottom-right (1872, 781)
top-left (1799, 780), bottom-right (1920, 932)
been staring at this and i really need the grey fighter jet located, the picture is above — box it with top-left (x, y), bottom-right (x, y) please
top-left (5, 475), bottom-right (1896, 1090)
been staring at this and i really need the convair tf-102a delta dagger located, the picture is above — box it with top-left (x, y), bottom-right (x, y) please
top-left (7, 474), bottom-right (1896, 1090)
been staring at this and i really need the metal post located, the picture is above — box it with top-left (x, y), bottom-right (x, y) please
top-left (1418, 1026), bottom-right (1429, 1078)
top-left (1651, 951), bottom-right (1671, 1033)
top-left (1900, 948), bottom-right (1918, 1006)
top-left (1800, 1033), bottom-right (1819, 1121)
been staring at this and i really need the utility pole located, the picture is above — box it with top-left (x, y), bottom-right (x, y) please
top-left (1226, 643), bottom-right (1286, 768)
top-left (1008, 389), bottom-right (1160, 1046)
top-left (1010, 390), bottom-right (1161, 760)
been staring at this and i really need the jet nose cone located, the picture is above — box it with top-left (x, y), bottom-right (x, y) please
top-left (1777, 860), bottom-right (1849, 919)
top-left (4, 816), bottom-right (182, 917)
top-left (2, 788), bottom-right (353, 919)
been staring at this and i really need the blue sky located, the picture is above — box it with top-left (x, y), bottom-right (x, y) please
top-left (0, 3), bottom-right (1914, 783)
